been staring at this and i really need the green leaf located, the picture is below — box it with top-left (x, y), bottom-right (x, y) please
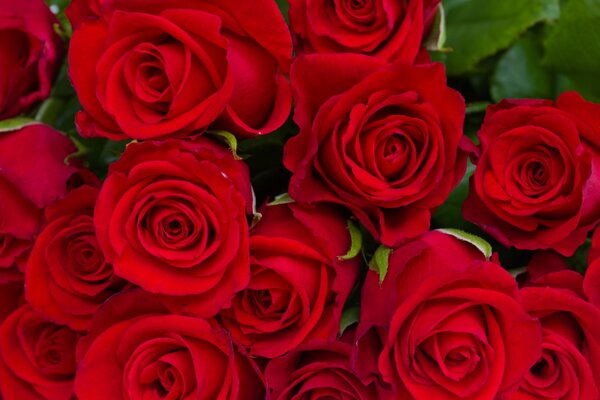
top-left (275, 0), bottom-right (289, 23)
top-left (431, 161), bottom-right (477, 231)
top-left (0, 117), bottom-right (39, 133)
top-left (543, 0), bottom-right (600, 101)
top-left (466, 102), bottom-right (491, 114)
top-left (491, 33), bottom-right (554, 102)
top-left (508, 266), bottom-right (527, 278)
top-left (268, 192), bottom-right (295, 206)
top-left (208, 130), bottom-right (242, 160)
top-left (426, 4), bottom-right (448, 51)
top-left (338, 220), bottom-right (363, 261)
top-left (566, 238), bottom-right (591, 275)
top-left (368, 246), bottom-right (393, 284)
top-left (339, 306), bottom-right (360, 335)
top-left (443, 0), bottom-right (559, 75)
top-left (35, 98), bottom-right (66, 125)
top-left (437, 228), bottom-right (492, 259)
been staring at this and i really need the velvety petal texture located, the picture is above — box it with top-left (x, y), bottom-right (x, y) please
top-left (285, 54), bottom-right (466, 247)
top-left (354, 231), bottom-right (542, 399)
top-left (265, 337), bottom-right (390, 399)
top-left (74, 291), bottom-right (265, 400)
top-left (94, 138), bottom-right (253, 317)
top-left (512, 265), bottom-right (600, 400)
top-left (0, 305), bottom-right (77, 400)
top-left (0, 0), bottom-right (63, 118)
top-left (289, 0), bottom-right (440, 63)
top-left (26, 186), bottom-right (126, 330)
top-left (0, 124), bottom-right (77, 279)
top-left (67, 0), bottom-right (293, 139)
top-left (464, 92), bottom-right (600, 255)
top-left (219, 203), bottom-right (359, 358)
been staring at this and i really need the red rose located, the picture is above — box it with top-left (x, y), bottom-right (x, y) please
top-left (75, 291), bottom-right (266, 400)
top-left (68, 0), bottom-right (292, 139)
top-left (220, 203), bottom-right (359, 358)
top-left (95, 138), bottom-right (252, 317)
top-left (0, 305), bottom-right (77, 400)
top-left (0, 0), bottom-right (63, 119)
top-left (513, 264), bottom-right (600, 399)
top-left (26, 185), bottom-right (125, 330)
top-left (265, 336), bottom-right (389, 399)
top-left (284, 54), bottom-right (466, 247)
top-left (463, 92), bottom-right (600, 255)
top-left (354, 231), bottom-right (542, 399)
top-left (289, 0), bottom-right (440, 63)
top-left (0, 124), bottom-right (78, 279)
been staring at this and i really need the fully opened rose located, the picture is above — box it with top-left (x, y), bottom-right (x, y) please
top-left (68, 0), bottom-right (293, 139)
top-left (2, 1), bottom-right (600, 399)
top-left (464, 93), bottom-right (600, 256)
top-left (289, 0), bottom-right (440, 63)
top-left (94, 138), bottom-right (253, 317)
top-left (354, 231), bottom-right (542, 399)
top-left (285, 54), bottom-right (466, 247)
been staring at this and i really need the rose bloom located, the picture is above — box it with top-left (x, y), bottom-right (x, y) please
top-left (512, 255), bottom-right (600, 399)
top-left (0, 124), bottom-right (78, 281)
top-left (289, 0), bottom-right (440, 63)
top-left (464, 92), bottom-right (600, 255)
top-left (0, 0), bottom-right (63, 119)
top-left (26, 186), bottom-right (126, 331)
top-left (0, 305), bottom-right (78, 400)
top-left (220, 203), bottom-right (359, 358)
top-left (68, 0), bottom-right (292, 139)
top-left (265, 336), bottom-right (390, 399)
top-left (284, 54), bottom-right (466, 247)
top-left (75, 291), bottom-right (265, 400)
top-left (354, 231), bottom-right (542, 399)
top-left (95, 138), bottom-right (253, 317)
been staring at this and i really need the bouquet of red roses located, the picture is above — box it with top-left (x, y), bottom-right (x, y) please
top-left (0, 0), bottom-right (599, 399)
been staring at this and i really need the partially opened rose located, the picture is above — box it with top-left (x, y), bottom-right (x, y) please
top-left (284, 54), bottom-right (466, 247)
top-left (220, 203), bottom-right (359, 358)
top-left (464, 92), bottom-right (600, 255)
top-left (354, 231), bottom-right (542, 399)
top-left (68, 0), bottom-right (292, 139)
top-left (265, 336), bottom-right (389, 399)
top-left (75, 291), bottom-right (266, 400)
top-left (289, 0), bottom-right (440, 63)
top-left (0, 305), bottom-right (77, 400)
top-left (0, 0), bottom-right (63, 119)
top-left (95, 138), bottom-right (253, 317)
top-left (0, 124), bottom-right (78, 280)
top-left (513, 262), bottom-right (600, 400)
top-left (26, 186), bottom-right (125, 330)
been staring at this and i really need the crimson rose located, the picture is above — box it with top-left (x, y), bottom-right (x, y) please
top-left (464, 92), bottom-right (600, 255)
top-left (265, 337), bottom-right (389, 399)
top-left (0, 124), bottom-right (78, 280)
top-left (289, 0), bottom-right (440, 63)
top-left (68, 0), bottom-right (292, 139)
top-left (354, 231), bottom-right (542, 399)
top-left (220, 203), bottom-right (359, 358)
top-left (75, 291), bottom-right (266, 400)
top-left (95, 138), bottom-right (253, 317)
top-left (0, 305), bottom-right (77, 400)
top-left (0, 0), bottom-right (63, 119)
top-left (26, 186), bottom-right (125, 330)
top-left (513, 259), bottom-right (600, 399)
top-left (284, 54), bottom-right (466, 247)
